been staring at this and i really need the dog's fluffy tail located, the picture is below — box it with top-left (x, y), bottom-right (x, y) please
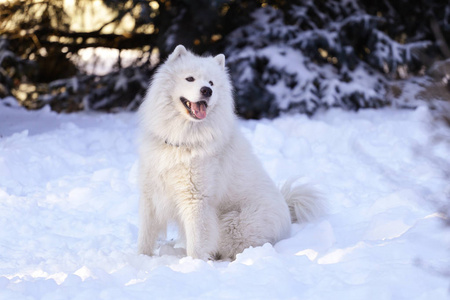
top-left (281, 179), bottom-right (325, 223)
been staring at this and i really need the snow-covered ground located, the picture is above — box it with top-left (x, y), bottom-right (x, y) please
top-left (0, 101), bottom-right (449, 299)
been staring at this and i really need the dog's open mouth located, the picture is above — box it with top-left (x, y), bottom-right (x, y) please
top-left (180, 97), bottom-right (208, 120)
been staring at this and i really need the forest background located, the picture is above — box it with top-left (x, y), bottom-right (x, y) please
top-left (0, 0), bottom-right (449, 119)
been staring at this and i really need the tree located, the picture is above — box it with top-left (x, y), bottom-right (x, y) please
top-left (0, 0), bottom-right (158, 111)
top-left (0, 0), bottom-right (255, 111)
top-left (225, 0), bottom-right (450, 118)
top-left (0, 0), bottom-right (449, 117)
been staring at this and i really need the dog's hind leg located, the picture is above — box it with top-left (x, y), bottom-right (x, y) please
top-left (217, 201), bottom-right (291, 260)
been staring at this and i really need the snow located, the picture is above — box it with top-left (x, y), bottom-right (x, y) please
top-left (0, 103), bottom-right (449, 299)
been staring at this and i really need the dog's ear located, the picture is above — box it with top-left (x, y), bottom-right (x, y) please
top-left (168, 45), bottom-right (187, 62)
top-left (214, 54), bottom-right (225, 69)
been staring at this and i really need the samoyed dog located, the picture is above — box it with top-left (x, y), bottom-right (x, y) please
top-left (138, 45), bottom-right (322, 260)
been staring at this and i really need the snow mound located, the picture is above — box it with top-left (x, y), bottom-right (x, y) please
top-left (0, 105), bottom-right (449, 299)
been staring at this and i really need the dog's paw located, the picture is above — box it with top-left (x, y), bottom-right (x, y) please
top-left (210, 252), bottom-right (222, 261)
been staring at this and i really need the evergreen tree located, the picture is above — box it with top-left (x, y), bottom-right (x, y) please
top-left (0, 0), bottom-right (448, 117)
top-left (224, 0), bottom-right (449, 118)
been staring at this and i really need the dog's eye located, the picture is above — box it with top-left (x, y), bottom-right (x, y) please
top-left (186, 76), bottom-right (195, 82)
top-left (209, 81), bottom-right (214, 86)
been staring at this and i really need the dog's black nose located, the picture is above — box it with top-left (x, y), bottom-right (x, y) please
top-left (200, 86), bottom-right (212, 97)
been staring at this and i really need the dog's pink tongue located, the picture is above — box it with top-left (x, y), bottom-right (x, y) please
top-left (191, 102), bottom-right (207, 119)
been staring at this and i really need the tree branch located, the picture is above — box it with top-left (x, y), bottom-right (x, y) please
top-left (6, 27), bottom-right (156, 51)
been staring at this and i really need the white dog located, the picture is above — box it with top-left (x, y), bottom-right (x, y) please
top-left (138, 45), bottom-right (322, 260)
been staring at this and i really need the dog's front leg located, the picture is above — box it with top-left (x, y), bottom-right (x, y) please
top-left (180, 197), bottom-right (219, 260)
top-left (138, 190), bottom-right (162, 256)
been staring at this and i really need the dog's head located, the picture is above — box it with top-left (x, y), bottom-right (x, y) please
top-left (140, 45), bottom-right (235, 147)
top-left (159, 45), bottom-right (230, 122)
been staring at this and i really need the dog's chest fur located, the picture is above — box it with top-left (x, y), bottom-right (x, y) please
top-left (154, 143), bottom-right (220, 206)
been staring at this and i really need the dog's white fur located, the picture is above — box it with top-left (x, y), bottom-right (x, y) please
top-left (138, 45), bottom-right (322, 260)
